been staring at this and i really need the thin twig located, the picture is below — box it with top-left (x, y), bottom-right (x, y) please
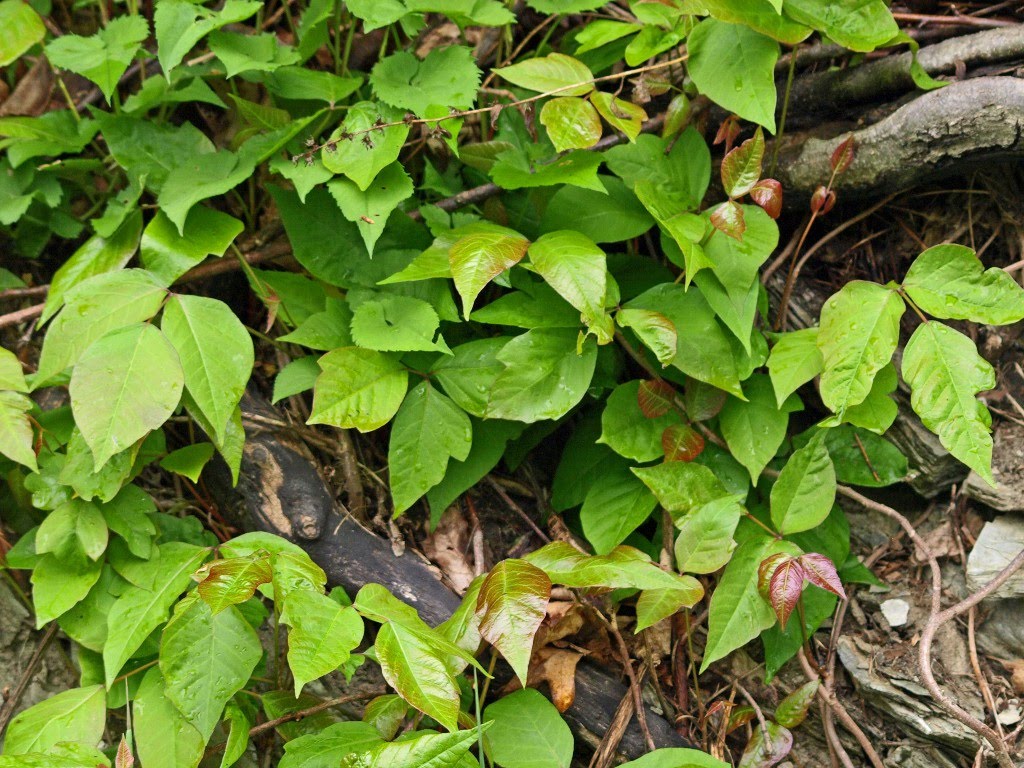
top-left (486, 476), bottom-right (551, 543)
top-left (0, 623), bottom-right (59, 739)
top-left (733, 680), bottom-right (772, 758)
top-left (605, 610), bottom-right (657, 753)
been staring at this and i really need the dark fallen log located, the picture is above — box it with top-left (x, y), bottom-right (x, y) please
top-left (207, 393), bottom-right (691, 759)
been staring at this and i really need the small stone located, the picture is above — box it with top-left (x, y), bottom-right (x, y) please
top-left (966, 516), bottom-right (1024, 600)
top-left (997, 704), bottom-right (1022, 726)
top-left (881, 598), bottom-right (911, 628)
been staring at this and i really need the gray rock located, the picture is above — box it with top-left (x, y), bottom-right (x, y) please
top-left (976, 597), bottom-right (1024, 660)
top-left (964, 422), bottom-right (1024, 512)
top-left (966, 516), bottom-right (1024, 599)
top-left (881, 598), bottom-right (911, 628)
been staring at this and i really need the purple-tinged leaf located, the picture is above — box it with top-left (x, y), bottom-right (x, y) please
top-left (830, 135), bottom-right (855, 174)
top-left (757, 552), bottom-right (791, 599)
top-left (714, 115), bottom-right (740, 151)
top-left (798, 553), bottom-right (846, 600)
top-left (750, 179), bottom-right (782, 219)
top-left (476, 559), bottom-right (551, 686)
top-left (194, 555), bottom-right (273, 615)
top-left (738, 721), bottom-right (793, 768)
top-left (775, 679), bottom-right (819, 728)
top-left (721, 128), bottom-right (764, 198)
top-left (768, 558), bottom-right (805, 629)
top-left (638, 379), bottom-right (676, 419)
top-left (683, 378), bottom-right (727, 422)
top-left (662, 423), bottom-right (704, 462)
top-left (727, 705), bottom-right (757, 734)
top-left (810, 186), bottom-right (835, 215)
top-left (710, 200), bottom-right (745, 241)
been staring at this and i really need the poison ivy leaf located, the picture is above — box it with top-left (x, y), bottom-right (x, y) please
top-left (770, 432), bottom-right (835, 535)
top-left (41, 210), bottom-right (142, 323)
top-left (281, 590), bottom-right (364, 696)
top-left (194, 555), bottom-right (273, 614)
top-left (134, 669), bottom-right (206, 768)
top-left (37, 498), bottom-right (108, 561)
top-left (738, 721), bottom-right (792, 768)
top-left (525, 542), bottom-right (695, 591)
top-left (484, 689), bottom-right (573, 768)
top-left (45, 15), bottom-right (149, 102)
top-left (0, 347), bottom-right (26, 391)
top-left (309, 348), bottom-right (408, 432)
top-left (160, 598), bottom-right (263, 741)
top-left (321, 102), bottom-right (410, 191)
top-left (526, 230), bottom-right (608, 337)
top-left (818, 281), bottom-right (904, 418)
top-left (328, 163), bottom-right (414, 255)
top-left (279, 299), bottom-right (353, 351)
top-left (279, 722), bottom-right (383, 768)
top-left (449, 226), bottom-right (530, 318)
top-left (719, 376), bottom-right (795, 482)
top-left (618, 748), bottom-right (729, 768)
top-left (616, 309), bottom-right (677, 366)
top-left (362, 696), bottom-right (408, 741)
top-left (476, 559), bottom-right (551, 685)
top-left (0, 0), bottom-right (45, 67)
top-left (632, 462), bottom-right (728, 517)
top-left (674, 496), bottom-right (743, 574)
top-left (575, 19), bottom-right (642, 53)
top-left (154, 0), bottom-right (262, 74)
top-left (389, 382), bottom-right (472, 514)
top-left (69, 324), bottom-right (184, 470)
top-left (162, 295), bottom-right (253, 445)
top-left (30, 553), bottom-right (104, 627)
top-left (761, 554), bottom-right (804, 629)
top-left (782, 0), bottom-right (897, 52)
top-left (903, 243), bottom-right (1024, 325)
top-left (342, 726), bottom-right (487, 768)
top-left (36, 269), bottom-right (168, 385)
top-left (590, 91), bottom-right (646, 141)
top-left (140, 207), bottom-right (244, 285)
top-left (494, 53), bottom-right (594, 96)
top-left (374, 621), bottom-right (461, 732)
top-left (702, 0), bottom-right (810, 44)
top-left (634, 582), bottom-right (704, 631)
top-left (701, 536), bottom-right (799, 672)
top-left (491, 148), bottom-right (605, 192)
top-left (2, 685), bottom-right (105, 756)
top-left (351, 295), bottom-right (446, 353)
top-left (103, 542), bottom-right (209, 685)
top-left (208, 30), bottom-right (300, 78)
top-left (0, 391), bottom-right (37, 470)
top-left (486, 329), bottom-right (597, 423)
top-left (580, 463), bottom-right (658, 554)
top-left (721, 128), bottom-right (764, 198)
top-left (702, 204), bottom-right (778, 296)
top-left (432, 337), bottom-right (510, 418)
top-left (541, 177), bottom-right (654, 244)
top-left (540, 97), bottom-right (603, 152)
top-left (767, 328), bottom-right (823, 408)
top-left (901, 322), bottom-right (996, 484)
top-left (371, 46), bottom-right (481, 117)
top-left (824, 362), bottom-right (898, 434)
top-left (273, 357), bottom-right (321, 403)
top-left (599, 381), bottom-right (678, 462)
top-left (806, 425), bottom-right (907, 488)
top-left (687, 19), bottom-right (778, 132)
top-left (775, 680), bottom-right (818, 728)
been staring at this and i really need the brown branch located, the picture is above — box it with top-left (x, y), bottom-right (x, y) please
top-left (0, 623), bottom-right (59, 739)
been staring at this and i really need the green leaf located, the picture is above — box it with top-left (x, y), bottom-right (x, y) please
top-left (818, 281), bottom-right (904, 418)
top-left (616, 309), bottom-right (677, 366)
top-left (2, 685), bottom-right (105, 755)
top-left (491, 149), bottom-right (604, 192)
top-left (0, 391), bottom-right (37, 470)
top-left (808, 425), bottom-right (907, 488)
top-left (322, 102), bottom-right (410, 191)
top-left (770, 432), bottom-right (836, 534)
top-left (37, 269), bottom-right (167, 385)
top-left (528, 230), bottom-right (607, 331)
top-left (140, 207), bottom-right (244, 285)
top-left (687, 19), bottom-right (778, 132)
top-left (775, 680), bottom-right (819, 728)
top-left (134, 668), bottom-right (206, 768)
top-left (351, 295), bottom-right (446, 354)
top-left (494, 53), bottom-right (594, 96)
top-left (194, 554), bottom-right (273, 614)
top-left (738, 721), bottom-right (792, 767)
top-left (221, 701), bottom-right (254, 768)
top-left (45, 15), bottom-right (149, 102)
top-left (525, 541), bottom-right (695, 591)
top-left (38, 498), bottom-right (108, 561)
top-left (280, 722), bottom-right (382, 768)
top-left (540, 97), bottom-right (603, 152)
top-left (372, 46), bottom-right (481, 117)
top-left (30, 553), bottom-right (103, 627)
top-left (280, 298), bottom-right (353, 352)
top-left (782, 0), bottom-right (897, 52)
top-left (309, 348), bottom-right (408, 432)
top-left (767, 328), bottom-right (823, 408)
top-left (341, 725), bottom-right (488, 768)
top-left (484, 689), bottom-right (573, 768)
top-left (449, 226), bottom-right (530, 318)
top-left (103, 542), bottom-right (209, 685)
top-left (41, 210), bottom-right (142, 323)
top-left (154, 0), bottom-right (262, 74)
top-left (634, 582), bottom-right (704, 631)
top-left (0, 0), bottom-right (45, 67)
top-left (274, 356), bottom-right (322, 403)
top-left (599, 381), bottom-right (678, 462)
top-left (159, 442), bottom-right (216, 483)
top-left (825, 362), bottom-right (898, 434)
top-left (264, 66), bottom-right (362, 104)
top-left (374, 621), bottom-right (461, 732)
top-left (674, 496), bottom-right (743, 574)
top-left (432, 337), bottom-right (510, 418)
top-left (590, 91), bottom-right (646, 141)
top-left (101, 485), bottom-right (157, 559)
top-left (208, 30), bottom-right (299, 77)
top-left (282, 590), bottom-right (364, 696)
top-left (903, 243), bottom-right (1024, 325)
top-left (702, 204), bottom-right (778, 296)
top-left (618, 748), bottom-right (729, 768)
top-left (486, 329), bottom-right (597, 423)
top-left (632, 461), bottom-right (728, 517)
top-left (0, 347), bottom-right (27, 391)
top-left (157, 148), bottom-right (258, 235)
top-left (328, 163), bottom-right (413, 256)
top-left (160, 598), bottom-right (263, 741)
top-left (476, 559), bottom-right (550, 685)
top-left (702, 0), bottom-right (810, 44)
top-left (389, 382), bottom-right (472, 514)
top-left (901, 322), bottom-right (996, 484)
top-left (721, 129), bottom-right (765, 198)
top-left (701, 536), bottom-right (799, 672)
top-left (70, 324), bottom-right (184, 469)
top-left (720, 375), bottom-right (794, 482)
top-left (541, 177), bottom-right (654, 244)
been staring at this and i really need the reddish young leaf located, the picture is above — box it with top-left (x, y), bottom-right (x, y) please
top-left (727, 705), bottom-right (757, 734)
top-left (714, 115), bottom-right (741, 151)
top-left (115, 735), bottom-right (134, 768)
top-left (750, 179), bottom-right (783, 219)
top-left (768, 557), bottom-right (805, 629)
top-left (738, 721), bottom-right (793, 768)
top-left (683, 377), bottom-right (727, 422)
top-left (476, 558), bottom-right (551, 686)
top-left (638, 379), bottom-right (676, 419)
top-left (830, 135), bottom-right (855, 174)
top-left (757, 552), bottom-right (791, 599)
top-left (710, 200), bottom-right (745, 241)
top-left (798, 553), bottom-right (847, 600)
top-left (195, 554), bottom-right (274, 614)
top-left (662, 423), bottom-right (705, 462)
top-left (810, 186), bottom-right (836, 216)
top-left (775, 679), bottom-right (819, 728)
top-left (721, 128), bottom-right (764, 199)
